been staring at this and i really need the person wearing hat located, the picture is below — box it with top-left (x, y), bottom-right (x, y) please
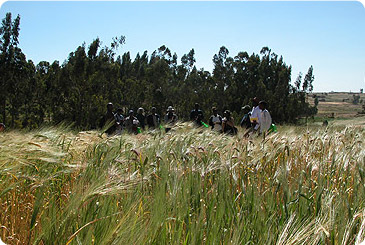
top-left (164, 106), bottom-right (178, 132)
top-left (209, 107), bottom-right (222, 131)
top-left (240, 105), bottom-right (252, 129)
top-left (250, 97), bottom-right (261, 131)
top-left (146, 107), bottom-right (160, 129)
top-left (190, 103), bottom-right (204, 127)
top-left (136, 107), bottom-right (146, 130)
top-left (164, 106), bottom-right (178, 124)
top-left (124, 110), bottom-right (140, 134)
top-left (99, 102), bottom-right (117, 135)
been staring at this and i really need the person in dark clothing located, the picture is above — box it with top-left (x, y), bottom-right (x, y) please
top-left (115, 108), bottom-right (124, 134)
top-left (222, 110), bottom-right (237, 135)
top-left (164, 106), bottom-right (178, 133)
top-left (240, 105), bottom-right (252, 129)
top-left (136, 107), bottom-right (146, 130)
top-left (99, 102), bottom-right (116, 135)
top-left (190, 103), bottom-right (204, 127)
top-left (209, 107), bottom-right (222, 132)
top-left (146, 107), bottom-right (160, 129)
top-left (164, 106), bottom-right (178, 124)
top-left (124, 110), bottom-right (140, 134)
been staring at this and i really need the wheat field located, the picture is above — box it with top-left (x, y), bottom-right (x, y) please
top-left (0, 122), bottom-right (364, 244)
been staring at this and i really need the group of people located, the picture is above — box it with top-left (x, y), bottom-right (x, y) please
top-left (99, 103), bottom-right (178, 135)
top-left (100, 97), bottom-right (273, 136)
top-left (206, 97), bottom-right (273, 136)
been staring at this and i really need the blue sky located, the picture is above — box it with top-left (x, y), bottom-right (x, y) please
top-left (0, 1), bottom-right (364, 92)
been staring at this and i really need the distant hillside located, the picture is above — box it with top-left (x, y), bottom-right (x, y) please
top-left (309, 92), bottom-right (365, 118)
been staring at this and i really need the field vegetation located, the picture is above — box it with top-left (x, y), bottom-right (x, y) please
top-left (310, 92), bottom-right (365, 119)
top-left (0, 122), bottom-right (364, 244)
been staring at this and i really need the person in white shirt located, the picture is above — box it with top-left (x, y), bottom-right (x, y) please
top-left (208, 107), bottom-right (222, 132)
top-left (250, 97), bottom-right (261, 131)
top-left (258, 101), bottom-right (272, 134)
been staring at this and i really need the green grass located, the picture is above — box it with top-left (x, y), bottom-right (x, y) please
top-left (0, 122), bottom-right (364, 244)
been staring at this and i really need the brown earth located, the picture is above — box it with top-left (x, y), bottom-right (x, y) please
top-left (309, 92), bottom-right (365, 118)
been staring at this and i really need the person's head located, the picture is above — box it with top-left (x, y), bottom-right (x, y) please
top-left (212, 107), bottom-right (218, 115)
top-left (129, 109), bottom-right (134, 116)
top-left (151, 107), bottom-right (156, 114)
top-left (137, 107), bottom-right (144, 114)
top-left (107, 102), bottom-right (113, 112)
top-left (167, 106), bottom-right (174, 114)
top-left (195, 103), bottom-right (199, 110)
top-left (252, 97), bottom-right (259, 107)
top-left (242, 105), bottom-right (251, 114)
top-left (259, 100), bottom-right (267, 110)
top-left (117, 108), bottom-right (123, 114)
top-left (224, 110), bottom-right (231, 119)
top-left (0, 123), bottom-right (5, 132)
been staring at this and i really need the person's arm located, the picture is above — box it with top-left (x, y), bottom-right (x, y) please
top-left (256, 109), bottom-right (262, 128)
top-left (255, 111), bottom-right (262, 131)
top-left (222, 119), bottom-right (226, 132)
top-left (209, 116), bottom-right (213, 127)
top-left (260, 112), bottom-right (266, 133)
top-left (240, 115), bottom-right (245, 127)
top-left (254, 111), bottom-right (260, 130)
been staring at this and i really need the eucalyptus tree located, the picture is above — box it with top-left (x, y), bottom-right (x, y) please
top-left (0, 12), bottom-right (22, 125)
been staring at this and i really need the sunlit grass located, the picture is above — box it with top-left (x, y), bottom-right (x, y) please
top-left (0, 122), bottom-right (364, 244)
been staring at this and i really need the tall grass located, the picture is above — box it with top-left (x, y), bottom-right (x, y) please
top-left (0, 122), bottom-right (364, 244)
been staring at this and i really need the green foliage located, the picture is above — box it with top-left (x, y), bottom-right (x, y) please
top-left (0, 12), bottom-right (317, 129)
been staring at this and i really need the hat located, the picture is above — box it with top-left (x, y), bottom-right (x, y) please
top-left (167, 106), bottom-right (174, 112)
top-left (242, 105), bottom-right (251, 111)
top-left (252, 97), bottom-right (259, 103)
top-left (137, 107), bottom-right (144, 113)
top-left (129, 109), bottom-right (134, 114)
top-left (259, 100), bottom-right (267, 107)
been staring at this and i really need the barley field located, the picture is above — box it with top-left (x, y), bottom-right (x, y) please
top-left (0, 122), bottom-right (364, 244)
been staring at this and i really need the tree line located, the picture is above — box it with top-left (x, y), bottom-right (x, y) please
top-left (0, 13), bottom-right (316, 129)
